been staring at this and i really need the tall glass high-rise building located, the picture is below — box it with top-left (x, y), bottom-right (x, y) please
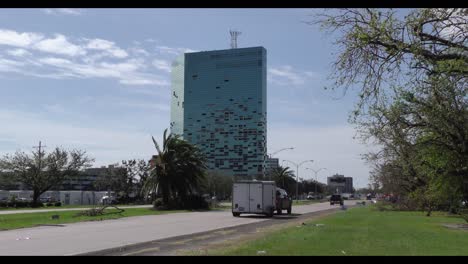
top-left (170, 46), bottom-right (267, 179)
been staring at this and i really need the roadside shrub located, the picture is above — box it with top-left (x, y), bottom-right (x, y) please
top-left (182, 194), bottom-right (209, 210)
top-left (152, 198), bottom-right (164, 209)
top-left (373, 201), bottom-right (395, 211)
top-left (46, 202), bottom-right (54, 207)
top-left (153, 195), bottom-right (209, 210)
top-left (54, 202), bottom-right (62, 207)
top-left (30, 202), bottom-right (44, 208)
top-left (460, 209), bottom-right (468, 223)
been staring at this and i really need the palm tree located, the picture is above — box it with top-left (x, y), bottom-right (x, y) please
top-left (142, 129), bottom-right (207, 206)
top-left (271, 166), bottom-right (295, 190)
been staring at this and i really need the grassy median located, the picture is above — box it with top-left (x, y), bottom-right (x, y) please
top-left (0, 208), bottom-right (188, 231)
top-left (203, 206), bottom-right (468, 256)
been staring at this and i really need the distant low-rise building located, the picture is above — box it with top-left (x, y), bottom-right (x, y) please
top-left (265, 157), bottom-right (279, 174)
top-left (327, 174), bottom-right (353, 194)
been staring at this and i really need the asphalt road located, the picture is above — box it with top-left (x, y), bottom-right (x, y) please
top-left (0, 205), bottom-right (153, 215)
top-left (0, 200), bottom-right (359, 255)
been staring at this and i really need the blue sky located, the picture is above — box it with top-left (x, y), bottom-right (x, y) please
top-left (0, 8), bottom-right (375, 188)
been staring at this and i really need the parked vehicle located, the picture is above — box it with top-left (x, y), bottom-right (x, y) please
top-left (275, 188), bottom-right (292, 215)
top-left (330, 194), bottom-right (344, 206)
top-left (232, 181), bottom-right (276, 217)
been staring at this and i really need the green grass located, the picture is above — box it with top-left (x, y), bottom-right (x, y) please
top-left (204, 206), bottom-right (468, 256)
top-left (0, 208), bottom-right (187, 231)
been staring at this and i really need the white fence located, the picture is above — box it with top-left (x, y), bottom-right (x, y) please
top-left (0, 190), bottom-right (113, 205)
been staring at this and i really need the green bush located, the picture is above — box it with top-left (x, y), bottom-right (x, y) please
top-left (152, 195), bottom-right (209, 210)
top-left (459, 209), bottom-right (468, 223)
top-left (46, 202), bottom-right (54, 207)
top-left (54, 202), bottom-right (62, 207)
top-left (30, 202), bottom-right (44, 208)
top-left (181, 194), bottom-right (209, 210)
top-left (152, 198), bottom-right (164, 209)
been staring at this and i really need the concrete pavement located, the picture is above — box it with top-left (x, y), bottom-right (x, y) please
top-left (0, 201), bottom-right (358, 255)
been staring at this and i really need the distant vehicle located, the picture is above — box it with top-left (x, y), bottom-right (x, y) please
top-left (232, 181), bottom-right (276, 217)
top-left (330, 194), bottom-right (344, 206)
top-left (100, 196), bottom-right (116, 205)
top-left (275, 188), bottom-right (292, 215)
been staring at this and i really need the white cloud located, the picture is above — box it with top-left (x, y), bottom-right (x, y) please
top-left (130, 47), bottom-right (150, 56)
top-left (0, 29), bottom-right (182, 86)
top-left (268, 65), bottom-right (321, 86)
top-left (268, 65), bottom-right (305, 85)
top-left (37, 56), bottom-right (169, 86)
top-left (0, 58), bottom-right (24, 72)
top-left (0, 29), bottom-right (43, 48)
top-left (119, 101), bottom-right (170, 112)
top-left (152, 59), bottom-right (171, 73)
top-left (86, 38), bottom-right (128, 58)
top-left (42, 9), bottom-right (83, 16)
top-left (155, 45), bottom-right (197, 55)
top-left (34, 34), bottom-right (86, 57)
top-left (6, 49), bottom-right (32, 57)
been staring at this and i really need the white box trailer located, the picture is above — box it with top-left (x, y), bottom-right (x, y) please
top-left (232, 180), bottom-right (276, 217)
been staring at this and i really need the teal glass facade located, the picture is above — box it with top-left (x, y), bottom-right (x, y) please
top-left (170, 47), bottom-right (267, 179)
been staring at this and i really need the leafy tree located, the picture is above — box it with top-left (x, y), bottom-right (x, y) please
top-left (201, 170), bottom-right (233, 200)
top-left (270, 166), bottom-right (296, 195)
top-left (0, 145), bottom-right (94, 205)
top-left (314, 8), bottom-right (468, 214)
top-left (93, 160), bottom-right (151, 203)
top-left (142, 129), bottom-right (207, 207)
top-left (0, 171), bottom-right (19, 190)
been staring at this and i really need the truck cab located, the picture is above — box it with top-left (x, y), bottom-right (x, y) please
top-left (275, 188), bottom-right (292, 215)
top-left (330, 194), bottom-right (344, 206)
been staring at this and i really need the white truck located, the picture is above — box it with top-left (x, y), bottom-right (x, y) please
top-left (232, 180), bottom-right (276, 217)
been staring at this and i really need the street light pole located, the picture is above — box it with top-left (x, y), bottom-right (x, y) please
top-left (268, 147), bottom-right (294, 159)
top-left (283, 159), bottom-right (314, 201)
top-left (306, 167), bottom-right (327, 197)
top-left (267, 147), bottom-right (294, 180)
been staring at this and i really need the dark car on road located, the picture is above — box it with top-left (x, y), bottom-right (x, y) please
top-left (330, 194), bottom-right (344, 206)
top-left (276, 188), bottom-right (292, 215)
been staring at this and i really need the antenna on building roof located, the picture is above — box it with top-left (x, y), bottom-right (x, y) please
top-left (230, 30), bottom-right (241, 49)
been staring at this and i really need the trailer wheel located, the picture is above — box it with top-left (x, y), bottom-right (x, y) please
top-left (232, 212), bottom-right (240, 217)
top-left (267, 207), bottom-right (274, 218)
top-left (277, 208), bottom-right (282, 215)
top-left (287, 207), bottom-right (292, 214)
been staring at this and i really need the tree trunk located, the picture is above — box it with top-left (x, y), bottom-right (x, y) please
top-left (426, 203), bottom-right (433, 217)
top-left (32, 190), bottom-right (41, 207)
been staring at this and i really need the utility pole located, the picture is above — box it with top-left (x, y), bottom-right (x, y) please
top-left (33, 141), bottom-right (47, 173)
